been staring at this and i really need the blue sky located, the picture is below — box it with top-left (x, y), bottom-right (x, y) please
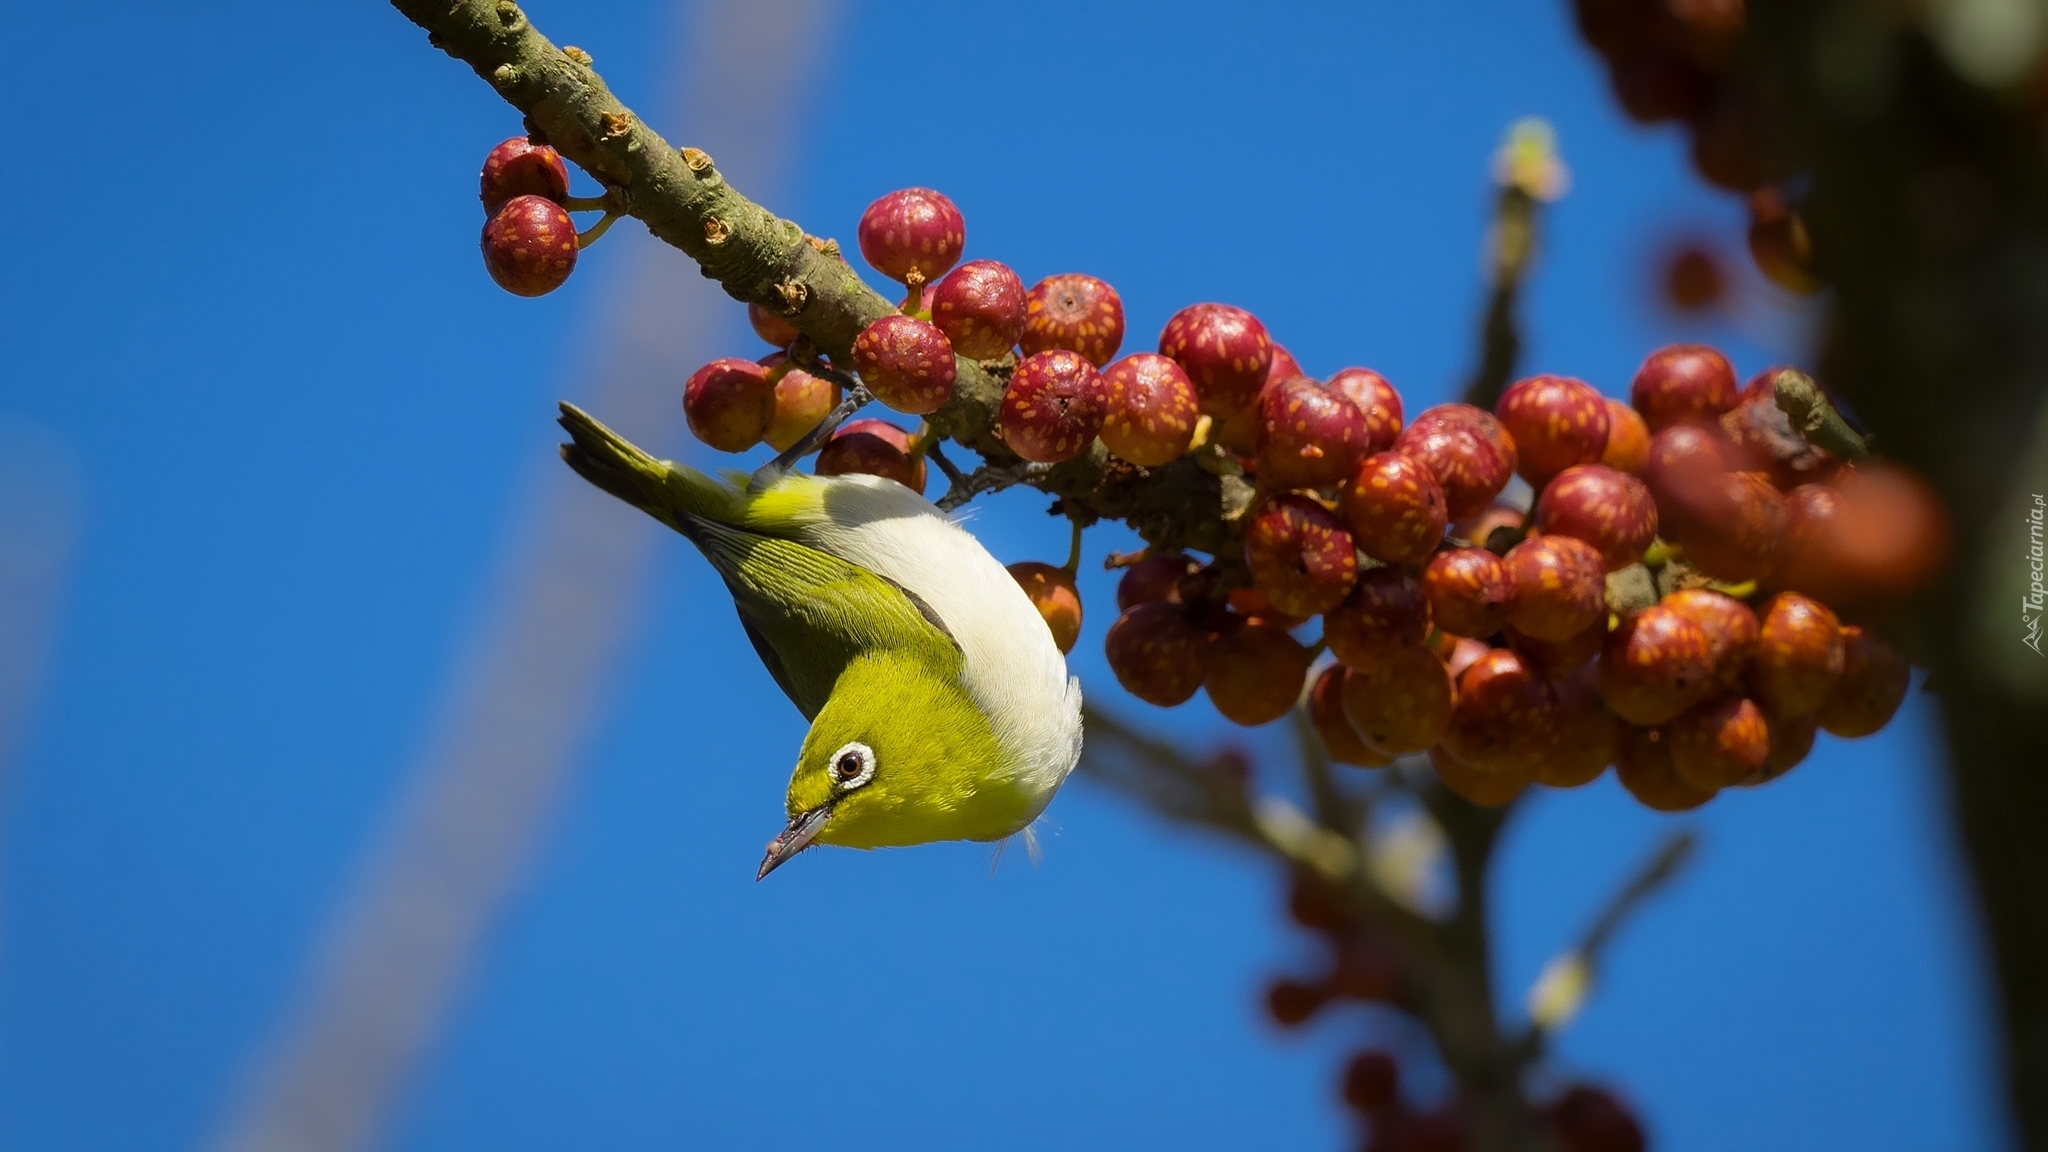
top-left (0, 2), bottom-right (2009, 1150)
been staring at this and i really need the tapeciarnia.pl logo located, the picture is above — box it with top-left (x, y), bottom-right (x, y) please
top-left (2027, 494), bottom-right (2046, 656)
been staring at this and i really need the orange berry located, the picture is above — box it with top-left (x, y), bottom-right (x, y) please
top-left (1340, 643), bottom-right (1455, 756)
top-left (1667, 694), bottom-right (1772, 790)
top-left (1597, 606), bottom-right (1715, 725)
top-left (1324, 568), bottom-right (1432, 671)
top-left (1817, 625), bottom-right (1910, 738)
top-left (1616, 726), bottom-right (1716, 811)
top-left (1748, 592), bottom-right (1844, 718)
top-left (1503, 535), bottom-right (1608, 642)
top-left (1104, 602), bottom-right (1211, 707)
top-left (1205, 624), bottom-right (1314, 726)
top-left (1307, 665), bottom-right (1395, 767)
top-left (1007, 562), bottom-right (1082, 654)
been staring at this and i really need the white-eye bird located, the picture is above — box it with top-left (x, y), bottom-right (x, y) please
top-left (558, 404), bottom-right (1083, 879)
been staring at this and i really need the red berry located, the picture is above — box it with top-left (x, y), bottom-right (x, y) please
top-left (1020, 274), bottom-right (1124, 366)
top-left (1664, 244), bottom-right (1727, 311)
top-left (1256, 376), bottom-right (1369, 488)
top-left (1758, 711), bottom-right (1819, 782)
top-left (1325, 368), bottom-right (1405, 453)
top-left (758, 354), bottom-right (841, 452)
top-left (1534, 668), bottom-right (1621, 787)
top-left (1264, 978), bottom-right (1326, 1028)
top-left (1116, 551), bottom-right (1198, 611)
top-left (480, 194), bottom-right (578, 297)
top-left (479, 136), bottom-right (569, 213)
top-left (1342, 452), bottom-right (1449, 566)
top-left (1597, 606), bottom-right (1716, 725)
top-left (930, 259), bottom-right (1026, 359)
top-left (1340, 643), bottom-right (1455, 755)
top-left (1748, 592), bottom-right (1844, 718)
top-left (1495, 375), bottom-right (1611, 486)
top-left (1244, 494), bottom-right (1359, 617)
top-left (748, 302), bottom-right (802, 349)
top-left (1630, 343), bottom-right (1739, 432)
top-left (1814, 463), bottom-right (1952, 602)
top-left (1159, 303), bottom-right (1274, 417)
top-left (1341, 1051), bottom-right (1401, 1114)
top-left (851, 314), bottom-right (957, 416)
top-left (1227, 585), bottom-right (1307, 630)
top-left (1749, 189), bottom-right (1822, 294)
top-left (1421, 403), bottom-right (1520, 477)
top-left (1104, 602), bottom-right (1211, 706)
top-left (1599, 399), bottom-right (1652, 474)
top-left (1100, 353), bottom-right (1199, 466)
top-left (1506, 618), bottom-right (1608, 679)
top-left (1008, 561), bottom-right (1082, 654)
top-left (1288, 873), bottom-right (1354, 933)
top-left (1431, 743), bottom-right (1532, 807)
top-left (857, 187), bottom-right (964, 284)
top-left (1641, 421), bottom-right (1736, 534)
top-left (1503, 535), bottom-right (1607, 642)
top-left (1442, 647), bottom-right (1561, 773)
top-left (683, 357), bottom-right (776, 452)
top-left (1534, 464), bottom-right (1659, 571)
top-left (1617, 725), bottom-right (1716, 811)
top-left (815, 418), bottom-right (926, 491)
top-left (1770, 482), bottom-right (1852, 603)
top-left (1325, 568), bottom-right (1432, 671)
top-left (1660, 588), bottom-right (1759, 691)
top-left (1817, 625), bottom-right (1910, 738)
top-left (1678, 471), bottom-right (1787, 583)
top-left (1308, 665), bottom-right (1394, 767)
top-left (1550, 1085), bottom-right (1646, 1152)
top-left (1393, 405), bottom-right (1515, 521)
top-left (1206, 624), bottom-right (1314, 726)
top-left (1668, 694), bottom-right (1772, 789)
top-left (1002, 349), bottom-right (1108, 463)
top-left (1421, 548), bottom-right (1513, 639)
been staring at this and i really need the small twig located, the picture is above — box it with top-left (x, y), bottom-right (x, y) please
top-left (936, 460), bottom-right (1054, 511)
top-left (1771, 368), bottom-right (1871, 460)
top-left (925, 440), bottom-right (967, 488)
top-left (1520, 830), bottom-right (1697, 1047)
top-left (1102, 548), bottom-right (1149, 570)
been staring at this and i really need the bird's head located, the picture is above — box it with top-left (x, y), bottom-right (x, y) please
top-left (756, 651), bottom-right (1014, 879)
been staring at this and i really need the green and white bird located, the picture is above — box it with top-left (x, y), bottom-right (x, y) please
top-left (559, 404), bottom-right (1084, 879)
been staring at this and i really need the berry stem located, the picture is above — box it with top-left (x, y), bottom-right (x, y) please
top-left (575, 209), bottom-right (622, 248)
top-left (559, 193), bottom-right (614, 213)
top-left (1061, 517), bottom-right (1084, 575)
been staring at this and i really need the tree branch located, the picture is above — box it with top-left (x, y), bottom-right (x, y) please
top-left (392, 0), bottom-right (1253, 555)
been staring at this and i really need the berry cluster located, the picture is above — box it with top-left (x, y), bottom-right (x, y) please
top-left (476, 136), bottom-right (616, 297)
top-left (1566, 2), bottom-right (1819, 294)
top-left (1103, 343), bottom-right (1940, 813)
top-left (1279, 875), bottom-right (1648, 1152)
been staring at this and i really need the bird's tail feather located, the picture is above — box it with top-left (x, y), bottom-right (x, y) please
top-left (557, 402), bottom-right (739, 529)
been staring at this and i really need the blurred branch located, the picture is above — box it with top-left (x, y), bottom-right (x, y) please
top-left (1523, 830), bottom-right (1698, 1047)
top-left (1462, 119), bottom-right (1568, 410)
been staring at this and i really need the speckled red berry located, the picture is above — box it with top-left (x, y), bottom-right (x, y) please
top-left (1245, 494), bottom-right (1359, 617)
top-left (1661, 588), bottom-right (1759, 691)
top-left (815, 418), bottom-right (927, 491)
top-left (1340, 643), bottom-right (1455, 756)
top-left (1100, 353), bottom-right (1199, 466)
top-left (1641, 421), bottom-right (1736, 538)
top-left (928, 259), bottom-right (1025, 360)
top-left (1617, 726), bottom-right (1716, 811)
top-left (1816, 625), bottom-right (1910, 738)
top-left (1341, 452), bottom-right (1448, 567)
top-left (1503, 534), bottom-right (1607, 642)
top-left (851, 314), bottom-right (957, 416)
top-left (1105, 602), bottom-right (1211, 707)
top-left (1421, 548), bottom-right (1512, 639)
top-left (1116, 551), bottom-right (1199, 611)
top-left (1324, 568), bottom-right (1431, 671)
top-left (1506, 618), bottom-right (1608, 679)
top-left (1600, 399), bottom-right (1652, 474)
top-left (1630, 343), bottom-right (1739, 432)
top-left (1393, 405), bottom-right (1515, 521)
top-left (1325, 368), bottom-right (1404, 454)
top-left (748, 302), bottom-right (802, 349)
top-left (1008, 561), bottom-right (1082, 654)
top-left (1668, 694), bottom-right (1772, 790)
top-left (1534, 669), bottom-right (1621, 787)
top-left (1748, 592), bottom-right (1844, 718)
top-left (757, 353), bottom-right (841, 452)
top-left (1679, 471), bottom-right (1786, 583)
top-left (1597, 606), bottom-right (1716, 725)
top-left (1256, 376), bottom-right (1369, 488)
top-left (481, 194), bottom-right (578, 297)
top-left (1019, 274), bottom-right (1124, 367)
top-left (1496, 375), bottom-right (1611, 486)
top-left (1442, 647), bottom-right (1560, 773)
top-left (1534, 464), bottom-right (1658, 571)
top-left (480, 137), bottom-right (569, 213)
top-left (1002, 349), bottom-right (1108, 463)
top-left (1206, 623), bottom-right (1314, 726)
top-left (683, 357), bottom-right (776, 452)
top-left (1159, 303), bottom-right (1273, 417)
top-left (857, 187), bottom-right (964, 284)
top-left (1308, 665), bottom-right (1394, 767)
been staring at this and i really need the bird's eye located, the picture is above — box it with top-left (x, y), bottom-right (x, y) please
top-left (828, 742), bottom-right (875, 790)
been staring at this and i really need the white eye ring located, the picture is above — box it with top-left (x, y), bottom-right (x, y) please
top-left (828, 742), bottom-right (875, 790)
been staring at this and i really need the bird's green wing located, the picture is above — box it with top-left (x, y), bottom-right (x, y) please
top-left (682, 516), bottom-right (961, 721)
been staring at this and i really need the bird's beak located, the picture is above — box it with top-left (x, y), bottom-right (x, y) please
top-left (756, 804), bottom-right (832, 881)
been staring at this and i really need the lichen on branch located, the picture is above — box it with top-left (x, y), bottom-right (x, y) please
top-left (392, 0), bottom-right (1250, 555)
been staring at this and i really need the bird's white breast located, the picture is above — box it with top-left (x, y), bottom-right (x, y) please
top-left (786, 473), bottom-right (1084, 811)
